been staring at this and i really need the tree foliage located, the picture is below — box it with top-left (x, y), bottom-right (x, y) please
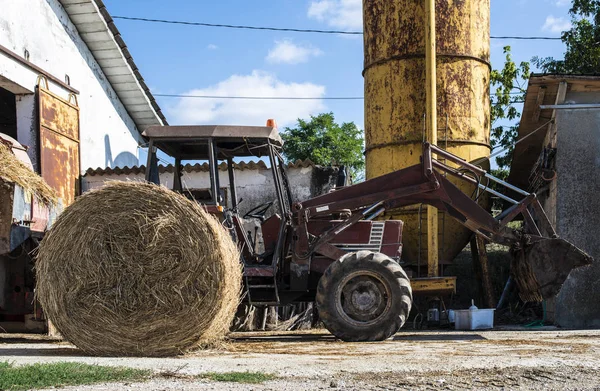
top-left (533, 0), bottom-right (600, 73)
top-left (281, 113), bottom-right (365, 180)
top-left (490, 46), bottom-right (530, 171)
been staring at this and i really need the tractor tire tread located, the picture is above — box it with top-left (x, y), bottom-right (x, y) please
top-left (316, 251), bottom-right (412, 342)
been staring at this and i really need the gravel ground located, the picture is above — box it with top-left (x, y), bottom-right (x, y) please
top-left (1, 327), bottom-right (599, 390)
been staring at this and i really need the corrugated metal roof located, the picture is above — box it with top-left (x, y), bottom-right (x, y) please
top-left (84, 159), bottom-right (316, 177)
top-left (508, 74), bottom-right (600, 189)
top-left (58, 0), bottom-right (167, 131)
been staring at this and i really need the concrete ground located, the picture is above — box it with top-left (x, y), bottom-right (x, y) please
top-left (1, 327), bottom-right (599, 390)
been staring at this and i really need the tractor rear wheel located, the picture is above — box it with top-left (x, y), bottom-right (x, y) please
top-left (316, 251), bottom-right (412, 341)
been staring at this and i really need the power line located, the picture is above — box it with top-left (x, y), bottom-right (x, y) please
top-left (154, 94), bottom-right (363, 100)
top-left (155, 94), bottom-right (524, 100)
top-left (112, 16), bottom-right (362, 35)
top-left (491, 36), bottom-right (560, 40)
top-left (112, 16), bottom-right (562, 40)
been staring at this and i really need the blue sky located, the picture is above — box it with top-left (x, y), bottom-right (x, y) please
top-left (103, 0), bottom-right (573, 131)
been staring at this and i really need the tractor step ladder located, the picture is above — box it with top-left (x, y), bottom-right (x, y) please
top-left (244, 268), bottom-right (281, 306)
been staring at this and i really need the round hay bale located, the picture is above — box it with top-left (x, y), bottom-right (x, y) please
top-left (36, 181), bottom-right (241, 357)
top-left (0, 140), bottom-right (57, 205)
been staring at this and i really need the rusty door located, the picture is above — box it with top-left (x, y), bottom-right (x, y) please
top-left (37, 83), bottom-right (80, 207)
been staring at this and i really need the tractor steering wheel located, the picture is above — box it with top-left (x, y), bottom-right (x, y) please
top-left (243, 201), bottom-right (275, 222)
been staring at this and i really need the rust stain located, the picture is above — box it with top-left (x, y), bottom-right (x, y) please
top-left (40, 89), bottom-right (79, 142)
top-left (0, 180), bottom-right (14, 254)
top-left (363, 0), bottom-right (491, 265)
top-left (39, 88), bottom-right (80, 207)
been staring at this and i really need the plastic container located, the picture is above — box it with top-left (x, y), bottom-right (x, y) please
top-left (454, 309), bottom-right (495, 330)
top-left (427, 308), bottom-right (439, 322)
top-left (447, 309), bottom-right (455, 323)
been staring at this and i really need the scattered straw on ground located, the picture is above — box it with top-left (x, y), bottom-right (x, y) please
top-left (36, 181), bottom-right (241, 357)
top-left (0, 142), bottom-right (57, 205)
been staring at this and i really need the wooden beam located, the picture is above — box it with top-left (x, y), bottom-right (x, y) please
top-left (532, 87), bottom-right (546, 122)
top-left (470, 235), bottom-right (483, 305)
top-left (475, 235), bottom-right (496, 308)
top-left (546, 81), bottom-right (568, 149)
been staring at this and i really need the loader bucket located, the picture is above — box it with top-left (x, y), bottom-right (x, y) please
top-left (511, 237), bottom-right (592, 302)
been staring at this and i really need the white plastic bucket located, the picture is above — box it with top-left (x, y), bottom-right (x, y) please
top-left (454, 309), bottom-right (495, 330)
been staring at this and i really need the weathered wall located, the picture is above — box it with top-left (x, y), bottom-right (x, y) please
top-left (0, 0), bottom-right (142, 171)
top-left (82, 164), bottom-right (340, 216)
top-left (554, 98), bottom-right (600, 328)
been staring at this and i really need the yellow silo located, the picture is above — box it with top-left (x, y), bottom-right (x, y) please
top-left (363, 0), bottom-right (491, 274)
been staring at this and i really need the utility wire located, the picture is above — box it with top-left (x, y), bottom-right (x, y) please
top-left (112, 16), bottom-right (362, 35)
top-left (112, 16), bottom-right (562, 40)
top-left (154, 94), bottom-right (363, 100)
top-left (472, 119), bottom-right (553, 165)
top-left (154, 94), bottom-right (524, 100)
top-left (490, 36), bottom-right (561, 40)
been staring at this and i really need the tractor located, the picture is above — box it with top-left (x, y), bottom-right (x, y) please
top-left (143, 123), bottom-right (591, 341)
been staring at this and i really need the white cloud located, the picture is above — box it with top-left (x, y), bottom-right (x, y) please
top-left (167, 71), bottom-right (326, 127)
top-left (307, 0), bottom-right (362, 30)
top-left (542, 15), bottom-right (572, 33)
top-left (554, 0), bottom-right (570, 6)
top-left (207, 44), bottom-right (218, 50)
top-left (266, 39), bottom-right (323, 64)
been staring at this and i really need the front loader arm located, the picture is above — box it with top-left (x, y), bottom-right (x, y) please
top-left (294, 144), bottom-right (518, 249)
top-left (290, 143), bottom-right (591, 300)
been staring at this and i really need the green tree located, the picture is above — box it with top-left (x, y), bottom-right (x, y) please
top-left (533, 0), bottom-right (600, 73)
top-left (489, 46), bottom-right (530, 172)
top-left (281, 113), bottom-right (365, 181)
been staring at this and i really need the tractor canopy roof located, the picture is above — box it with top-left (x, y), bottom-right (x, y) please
top-left (142, 125), bottom-right (283, 160)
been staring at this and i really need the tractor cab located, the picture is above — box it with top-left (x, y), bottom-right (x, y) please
top-left (142, 122), bottom-right (405, 308)
top-left (142, 122), bottom-right (293, 280)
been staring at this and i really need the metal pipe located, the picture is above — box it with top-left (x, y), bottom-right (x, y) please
top-left (540, 103), bottom-right (600, 110)
top-left (268, 142), bottom-right (287, 216)
top-left (227, 157), bottom-right (238, 209)
top-left (483, 173), bottom-right (530, 196)
top-left (430, 145), bottom-right (486, 175)
top-left (430, 148), bottom-right (531, 197)
top-left (145, 139), bottom-right (154, 182)
top-left (207, 138), bottom-right (219, 205)
top-left (479, 185), bottom-right (520, 204)
top-left (496, 276), bottom-right (514, 310)
top-left (213, 141), bottom-right (222, 203)
top-left (425, 0), bottom-right (439, 278)
top-left (365, 207), bottom-right (386, 221)
top-left (173, 158), bottom-right (182, 191)
top-left (495, 203), bottom-right (519, 221)
top-left (431, 160), bottom-right (520, 204)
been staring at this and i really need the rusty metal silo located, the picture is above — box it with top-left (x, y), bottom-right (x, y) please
top-left (363, 0), bottom-right (491, 273)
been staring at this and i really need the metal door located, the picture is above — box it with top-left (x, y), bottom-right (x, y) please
top-left (37, 80), bottom-right (80, 207)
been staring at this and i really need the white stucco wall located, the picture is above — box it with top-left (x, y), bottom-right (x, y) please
top-left (0, 0), bottom-right (143, 171)
top-left (82, 165), bottom-right (338, 216)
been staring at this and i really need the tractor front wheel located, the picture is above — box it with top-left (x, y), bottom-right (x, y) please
top-left (316, 251), bottom-right (412, 341)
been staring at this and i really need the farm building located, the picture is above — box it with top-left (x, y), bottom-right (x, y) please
top-left (509, 74), bottom-right (600, 328)
top-left (0, 0), bottom-right (165, 331)
top-left (82, 160), bottom-right (341, 217)
top-left (0, 0), bottom-right (165, 178)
